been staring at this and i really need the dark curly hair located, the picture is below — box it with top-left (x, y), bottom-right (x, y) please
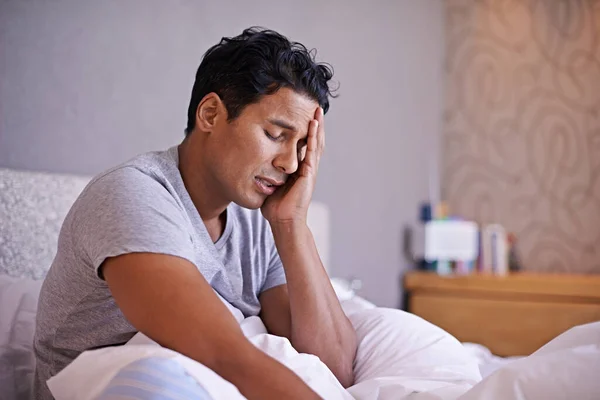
top-left (185, 27), bottom-right (336, 135)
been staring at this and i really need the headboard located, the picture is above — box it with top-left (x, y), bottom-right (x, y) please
top-left (0, 167), bottom-right (331, 279)
top-left (0, 168), bottom-right (90, 279)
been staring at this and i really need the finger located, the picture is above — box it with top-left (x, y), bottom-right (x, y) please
top-left (302, 119), bottom-right (319, 174)
top-left (315, 107), bottom-right (325, 156)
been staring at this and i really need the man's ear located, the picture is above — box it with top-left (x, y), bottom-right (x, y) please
top-left (195, 93), bottom-right (227, 132)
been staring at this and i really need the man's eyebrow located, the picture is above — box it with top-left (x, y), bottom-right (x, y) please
top-left (268, 118), bottom-right (297, 132)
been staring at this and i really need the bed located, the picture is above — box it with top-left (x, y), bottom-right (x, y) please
top-left (1, 167), bottom-right (599, 400)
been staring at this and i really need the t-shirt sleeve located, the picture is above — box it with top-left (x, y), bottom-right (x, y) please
top-left (261, 237), bottom-right (287, 292)
top-left (71, 167), bottom-right (196, 278)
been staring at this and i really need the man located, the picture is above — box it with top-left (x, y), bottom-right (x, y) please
top-left (33, 27), bottom-right (357, 399)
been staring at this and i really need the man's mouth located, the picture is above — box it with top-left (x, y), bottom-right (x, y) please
top-left (255, 176), bottom-right (284, 195)
top-left (257, 178), bottom-right (275, 188)
top-left (256, 176), bottom-right (284, 187)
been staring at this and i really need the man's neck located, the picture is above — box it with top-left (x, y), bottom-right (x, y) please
top-left (177, 138), bottom-right (229, 241)
top-left (204, 210), bottom-right (228, 243)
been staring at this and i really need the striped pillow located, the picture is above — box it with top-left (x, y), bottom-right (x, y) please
top-left (95, 357), bottom-right (213, 400)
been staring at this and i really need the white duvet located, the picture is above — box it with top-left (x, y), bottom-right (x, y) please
top-left (47, 295), bottom-right (600, 400)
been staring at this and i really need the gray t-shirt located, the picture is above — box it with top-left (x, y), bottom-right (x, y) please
top-left (33, 146), bottom-right (286, 400)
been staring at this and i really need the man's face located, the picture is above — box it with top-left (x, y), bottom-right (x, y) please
top-left (204, 87), bottom-right (318, 209)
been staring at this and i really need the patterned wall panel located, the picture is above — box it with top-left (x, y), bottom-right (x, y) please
top-left (443, 0), bottom-right (600, 273)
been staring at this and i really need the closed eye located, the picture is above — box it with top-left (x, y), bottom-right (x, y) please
top-left (264, 129), bottom-right (282, 142)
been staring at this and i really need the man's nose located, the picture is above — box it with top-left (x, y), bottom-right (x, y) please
top-left (273, 145), bottom-right (299, 174)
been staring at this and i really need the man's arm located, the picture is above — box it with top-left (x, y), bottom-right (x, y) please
top-left (259, 224), bottom-right (357, 388)
top-left (259, 107), bottom-right (357, 388)
top-left (102, 252), bottom-right (320, 400)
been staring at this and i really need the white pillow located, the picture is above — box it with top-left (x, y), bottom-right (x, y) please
top-left (457, 322), bottom-right (600, 400)
top-left (348, 308), bottom-right (482, 399)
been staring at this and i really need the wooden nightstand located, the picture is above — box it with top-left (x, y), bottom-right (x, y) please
top-left (404, 271), bottom-right (600, 356)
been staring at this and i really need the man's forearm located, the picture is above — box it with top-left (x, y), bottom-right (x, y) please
top-left (271, 222), bottom-right (357, 387)
top-left (215, 341), bottom-right (321, 399)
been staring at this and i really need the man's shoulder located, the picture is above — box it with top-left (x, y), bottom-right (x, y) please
top-left (89, 147), bottom-right (178, 189)
top-left (71, 148), bottom-right (175, 203)
top-left (66, 147), bottom-right (183, 226)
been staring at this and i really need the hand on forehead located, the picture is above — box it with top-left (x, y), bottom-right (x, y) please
top-left (253, 88), bottom-right (320, 137)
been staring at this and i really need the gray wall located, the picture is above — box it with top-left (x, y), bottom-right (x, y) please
top-left (0, 0), bottom-right (444, 307)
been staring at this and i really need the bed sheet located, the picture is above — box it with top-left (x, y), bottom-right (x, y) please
top-left (462, 342), bottom-right (523, 378)
top-left (458, 322), bottom-right (600, 400)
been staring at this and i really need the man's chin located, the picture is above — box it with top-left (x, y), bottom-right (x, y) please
top-left (233, 194), bottom-right (266, 210)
